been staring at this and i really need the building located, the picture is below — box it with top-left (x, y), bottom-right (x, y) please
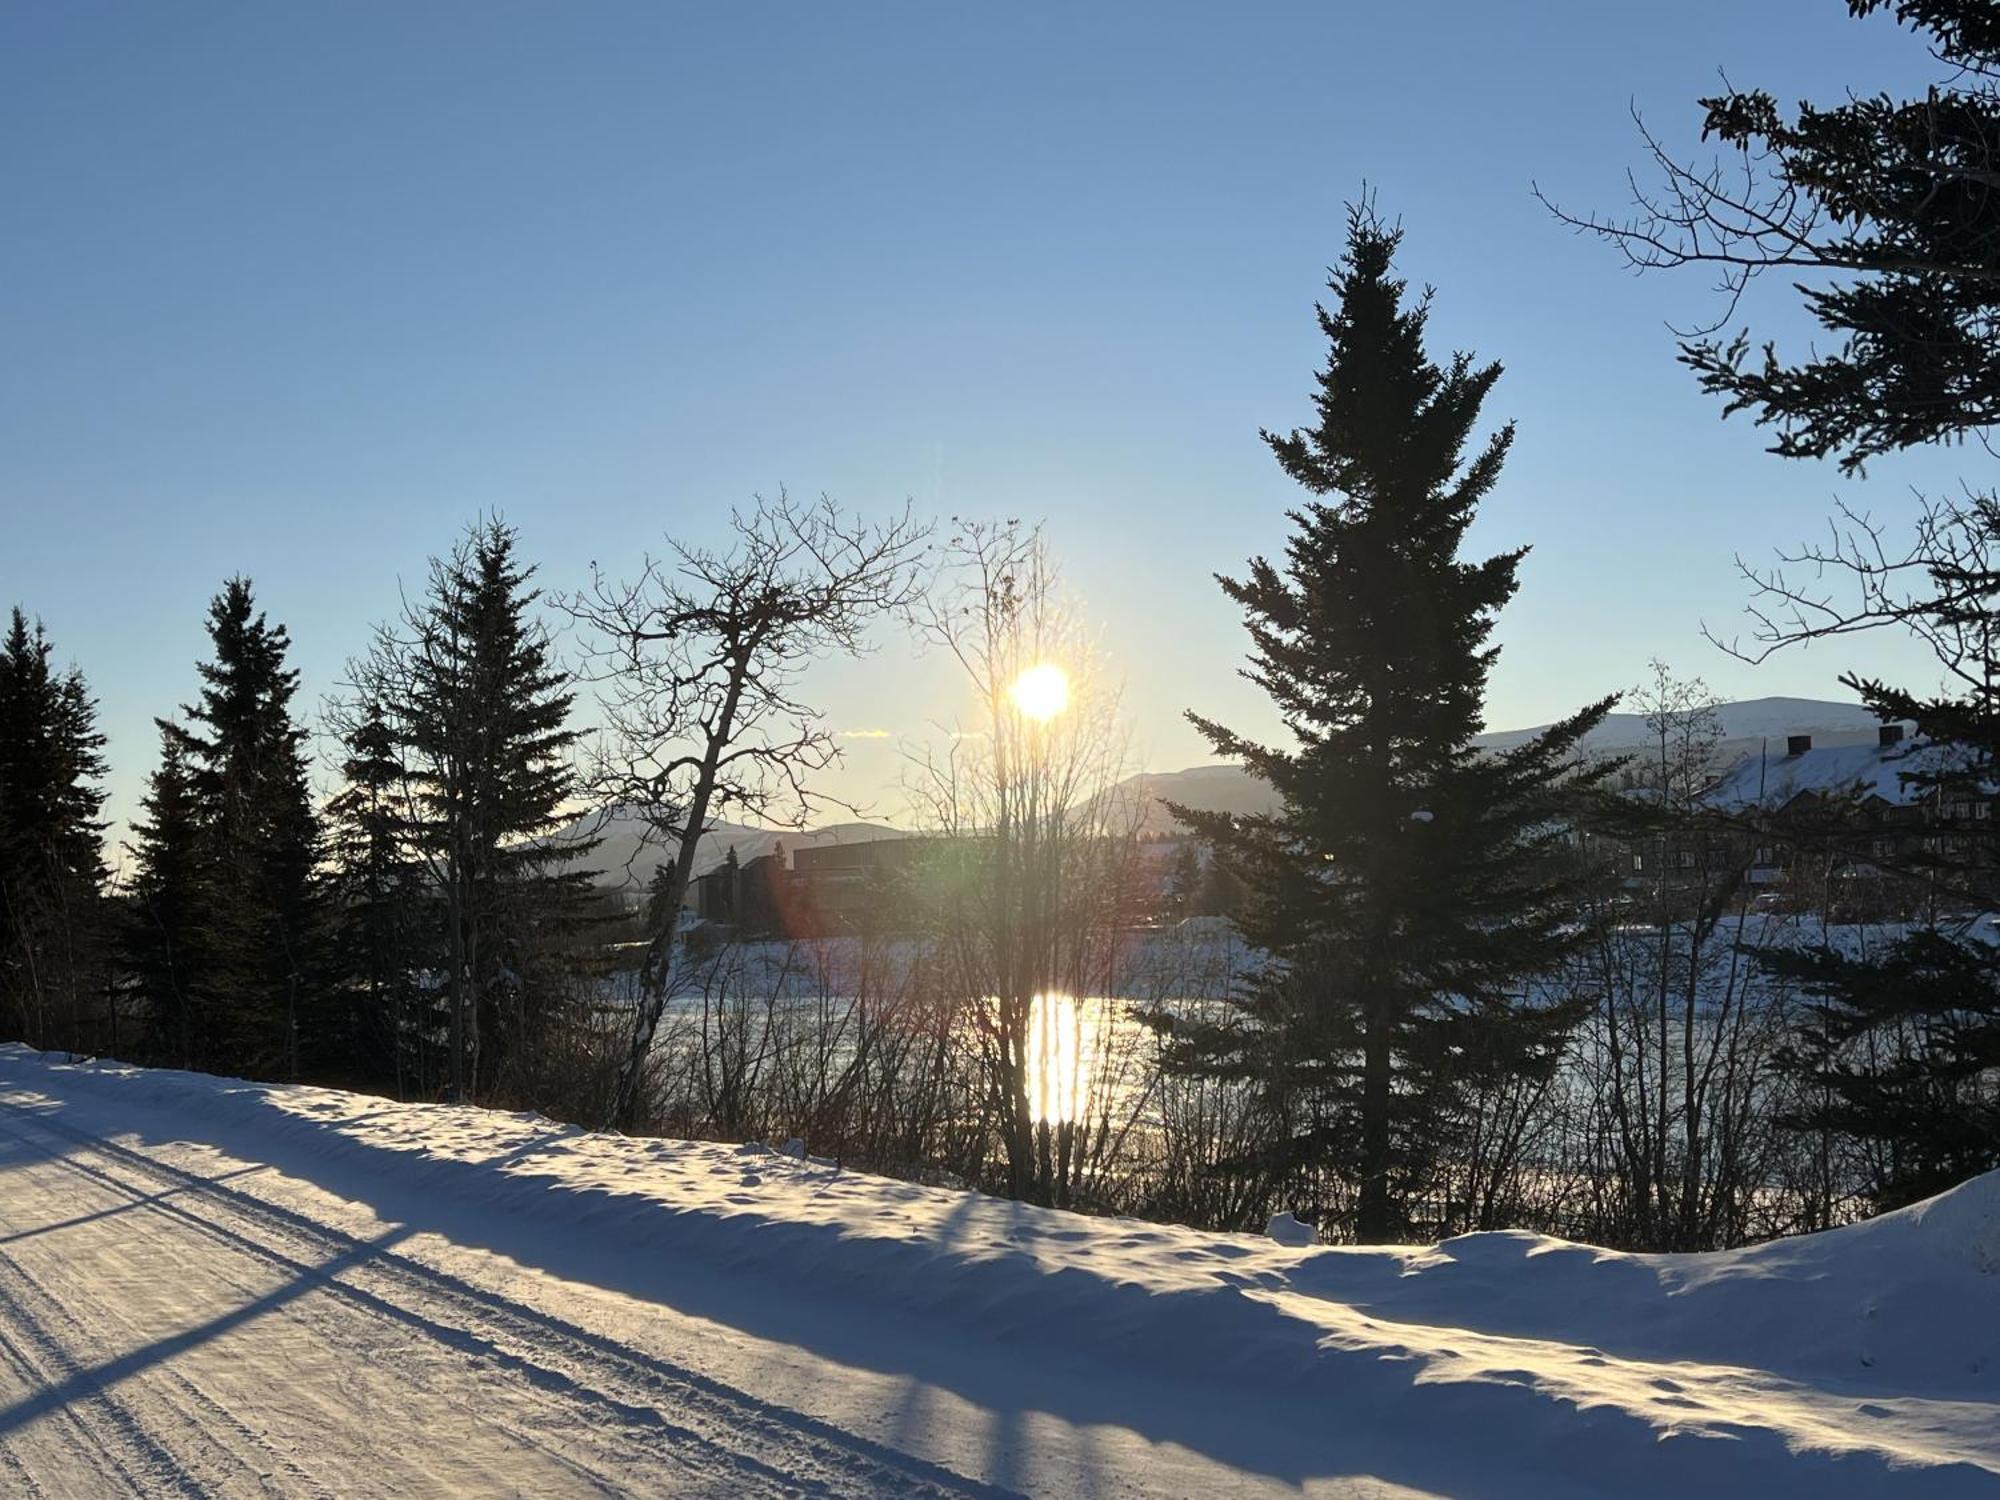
top-left (688, 836), bottom-right (936, 940)
top-left (788, 838), bottom-right (932, 935)
top-left (1609, 724), bottom-right (1997, 915)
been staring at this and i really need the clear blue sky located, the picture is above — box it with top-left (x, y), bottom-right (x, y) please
top-left (0, 1), bottom-right (1963, 843)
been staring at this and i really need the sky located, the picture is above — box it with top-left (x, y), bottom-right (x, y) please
top-left (0, 0), bottom-right (1973, 843)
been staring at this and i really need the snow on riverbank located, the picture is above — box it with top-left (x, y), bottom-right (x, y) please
top-left (0, 1043), bottom-right (1994, 1497)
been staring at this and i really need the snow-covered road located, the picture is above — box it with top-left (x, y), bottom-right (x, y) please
top-left (0, 1097), bottom-right (999, 1498)
top-left (0, 1046), bottom-right (1994, 1499)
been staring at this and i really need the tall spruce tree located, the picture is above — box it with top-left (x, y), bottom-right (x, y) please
top-left (133, 580), bottom-right (322, 1078)
top-left (0, 608), bottom-right (109, 1051)
top-left (366, 520), bottom-right (593, 1102)
top-left (1161, 208), bottom-right (1616, 1243)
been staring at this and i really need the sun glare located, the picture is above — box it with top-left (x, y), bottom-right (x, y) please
top-left (1009, 662), bottom-right (1070, 722)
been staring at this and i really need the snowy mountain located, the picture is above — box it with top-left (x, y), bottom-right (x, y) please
top-left (568, 699), bottom-right (1893, 861)
top-left (1, 1044), bottom-right (1991, 1497)
top-left (1114, 695), bottom-right (1893, 834)
top-left (1470, 694), bottom-right (1889, 755)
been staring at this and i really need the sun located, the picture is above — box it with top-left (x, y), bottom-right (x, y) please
top-left (1008, 662), bottom-right (1070, 722)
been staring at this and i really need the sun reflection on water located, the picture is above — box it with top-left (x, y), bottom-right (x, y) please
top-left (1027, 992), bottom-right (1092, 1126)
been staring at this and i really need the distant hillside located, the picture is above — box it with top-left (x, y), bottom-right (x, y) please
top-left (569, 698), bottom-right (1897, 864)
top-left (1112, 696), bottom-right (1892, 835)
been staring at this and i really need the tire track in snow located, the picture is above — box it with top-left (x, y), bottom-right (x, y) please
top-left (0, 1138), bottom-right (346, 1497)
top-left (0, 1107), bottom-right (767, 1497)
top-left (0, 1242), bottom-right (209, 1497)
top-left (0, 1098), bottom-right (1018, 1499)
top-left (5, 1122), bottom-right (651, 1497)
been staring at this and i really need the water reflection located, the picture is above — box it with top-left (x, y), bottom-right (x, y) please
top-left (1027, 992), bottom-right (1092, 1125)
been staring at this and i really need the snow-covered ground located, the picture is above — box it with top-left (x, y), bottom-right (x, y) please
top-left (0, 1046), bottom-right (1992, 1498)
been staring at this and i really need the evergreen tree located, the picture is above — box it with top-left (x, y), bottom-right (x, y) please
top-left (715, 845), bottom-right (741, 926)
top-left (1557, 1), bottom-right (2000, 473)
top-left (323, 694), bottom-right (429, 1091)
top-left (1764, 929), bottom-right (2000, 1213)
top-left (0, 608), bottom-right (109, 1051)
top-left (1159, 208), bottom-right (1615, 1243)
top-left (126, 723), bottom-right (213, 1067)
top-left (1570, 3), bottom-right (2000, 1215)
top-left (1192, 844), bottom-right (1248, 921)
top-left (368, 520), bottom-right (594, 1101)
top-left (644, 860), bottom-right (680, 938)
top-left (135, 580), bottom-right (322, 1078)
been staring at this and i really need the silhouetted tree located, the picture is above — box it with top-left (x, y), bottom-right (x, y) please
top-left (172, 579), bottom-right (323, 1078)
top-left (1547, 1), bottom-right (2000, 473)
top-left (643, 860), bottom-right (681, 938)
top-left (570, 492), bottom-right (927, 1130)
top-left (125, 584), bottom-right (319, 1076)
top-left (1565, 5), bottom-right (2000, 1217)
top-left (908, 518), bottom-right (1140, 1207)
top-left (323, 694), bottom-right (430, 1091)
top-left (360, 519), bottom-right (595, 1101)
top-left (1765, 929), bottom-right (2000, 1212)
top-left (1192, 845), bottom-right (1248, 921)
top-left (126, 724), bottom-right (213, 1068)
top-left (0, 608), bottom-right (108, 1051)
top-left (1161, 207), bottom-right (1616, 1243)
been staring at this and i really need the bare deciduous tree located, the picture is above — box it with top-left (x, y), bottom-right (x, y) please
top-left (570, 492), bottom-right (929, 1130)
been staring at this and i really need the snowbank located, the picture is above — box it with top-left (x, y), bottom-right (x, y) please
top-left (1, 1044), bottom-right (1994, 1497)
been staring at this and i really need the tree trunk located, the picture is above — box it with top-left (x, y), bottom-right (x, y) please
top-left (446, 862), bottom-right (466, 1104)
top-left (607, 658), bottom-right (751, 1132)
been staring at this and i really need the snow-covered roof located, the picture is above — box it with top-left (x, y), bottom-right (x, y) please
top-left (1706, 736), bottom-right (1986, 813)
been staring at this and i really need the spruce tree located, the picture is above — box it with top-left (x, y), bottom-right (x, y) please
top-left (370, 520), bottom-right (594, 1101)
top-left (644, 861), bottom-right (680, 938)
top-left (324, 695), bottom-right (429, 1091)
top-left (1764, 929), bottom-right (2000, 1214)
top-left (1161, 208), bottom-right (1615, 1243)
top-left (1570, 3), bottom-right (2000, 1215)
top-left (162, 580), bottom-right (322, 1078)
top-left (0, 608), bottom-right (109, 1051)
top-left (126, 723), bottom-right (213, 1067)
top-left (1559, 1), bottom-right (2000, 473)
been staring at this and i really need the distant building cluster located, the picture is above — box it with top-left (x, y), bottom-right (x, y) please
top-left (683, 832), bottom-right (1220, 941)
top-left (1602, 723), bottom-right (1997, 917)
top-left (690, 837), bottom-right (932, 939)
